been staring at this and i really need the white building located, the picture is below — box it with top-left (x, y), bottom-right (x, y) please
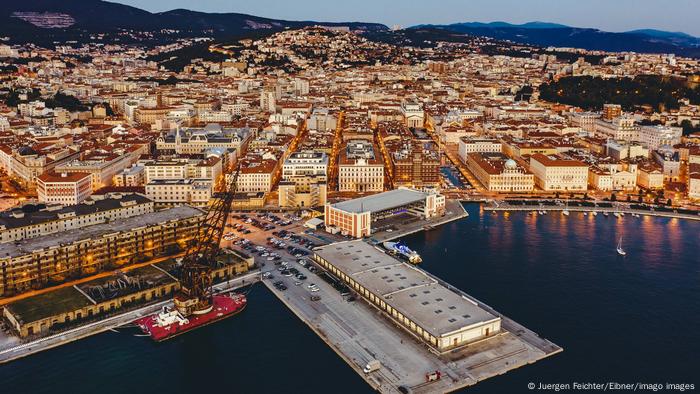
top-left (594, 117), bottom-right (639, 141)
top-left (638, 125), bottom-right (682, 151)
top-left (401, 100), bottom-right (425, 129)
top-left (529, 154), bottom-right (588, 192)
top-left (145, 179), bottom-right (212, 206)
top-left (458, 137), bottom-right (502, 163)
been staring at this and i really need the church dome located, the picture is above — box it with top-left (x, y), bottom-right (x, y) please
top-left (505, 159), bottom-right (517, 170)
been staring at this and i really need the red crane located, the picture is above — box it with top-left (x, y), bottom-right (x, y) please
top-left (173, 164), bottom-right (241, 316)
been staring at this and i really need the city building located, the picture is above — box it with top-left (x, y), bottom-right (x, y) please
top-left (465, 153), bottom-right (534, 192)
top-left (391, 142), bottom-right (440, 189)
top-left (0, 194), bottom-right (154, 244)
top-left (529, 154), bottom-right (589, 192)
top-left (313, 240), bottom-right (501, 352)
top-left (324, 188), bottom-right (445, 238)
top-left (145, 179), bottom-right (212, 206)
top-left (278, 151), bottom-right (328, 208)
top-left (0, 205), bottom-right (204, 296)
top-left (36, 172), bottom-right (93, 205)
top-left (338, 140), bottom-right (384, 193)
top-left (401, 100), bottom-right (425, 129)
top-left (458, 137), bottom-right (502, 163)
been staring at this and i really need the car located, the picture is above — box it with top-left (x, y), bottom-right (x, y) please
top-left (346, 296), bottom-right (356, 302)
top-left (295, 274), bottom-right (307, 280)
top-left (307, 283), bottom-right (317, 289)
top-left (261, 253), bottom-right (269, 257)
top-left (267, 256), bottom-right (275, 261)
top-left (310, 287), bottom-right (320, 292)
top-left (310, 295), bottom-right (321, 301)
top-left (294, 281), bottom-right (302, 286)
top-left (262, 272), bottom-right (271, 278)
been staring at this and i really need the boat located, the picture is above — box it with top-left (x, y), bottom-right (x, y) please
top-left (592, 211), bottom-right (598, 216)
top-left (135, 293), bottom-right (247, 342)
top-left (603, 212), bottom-right (609, 217)
top-left (383, 241), bottom-right (422, 264)
top-left (616, 237), bottom-right (627, 256)
top-left (583, 212), bottom-right (588, 216)
top-left (562, 201), bottom-right (570, 216)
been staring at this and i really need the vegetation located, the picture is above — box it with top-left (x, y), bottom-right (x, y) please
top-left (539, 75), bottom-right (700, 112)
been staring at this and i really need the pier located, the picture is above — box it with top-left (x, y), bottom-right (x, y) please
top-left (261, 240), bottom-right (561, 393)
top-left (0, 270), bottom-right (260, 364)
top-left (485, 200), bottom-right (700, 221)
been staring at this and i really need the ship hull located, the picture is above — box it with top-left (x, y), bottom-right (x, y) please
top-left (135, 294), bottom-right (246, 342)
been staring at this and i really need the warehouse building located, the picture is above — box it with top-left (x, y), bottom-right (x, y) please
top-left (313, 240), bottom-right (501, 352)
top-left (324, 188), bottom-right (445, 238)
top-left (0, 205), bottom-right (204, 296)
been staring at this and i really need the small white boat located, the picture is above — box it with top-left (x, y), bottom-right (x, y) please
top-left (614, 212), bottom-right (620, 218)
top-left (583, 212), bottom-right (588, 216)
top-left (592, 211), bottom-right (598, 216)
top-left (603, 212), bottom-right (609, 217)
top-left (562, 201), bottom-right (570, 216)
top-left (616, 237), bottom-right (626, 256)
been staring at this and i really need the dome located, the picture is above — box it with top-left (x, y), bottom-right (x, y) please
top-left (505, 159), bottom-right (517, 170)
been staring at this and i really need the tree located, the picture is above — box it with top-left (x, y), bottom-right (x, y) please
top-left (667, 198), bottom-right (673, 206)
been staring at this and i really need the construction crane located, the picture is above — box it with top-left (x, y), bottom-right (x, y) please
top-left (173, 164), bottom-right (241, 316)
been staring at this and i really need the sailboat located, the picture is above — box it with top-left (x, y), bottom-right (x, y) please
top-left (616, 237), bottom-right (626, 256)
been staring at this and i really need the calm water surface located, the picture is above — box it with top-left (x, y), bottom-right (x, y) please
top-left (2, 204), bottom-right (698, 394)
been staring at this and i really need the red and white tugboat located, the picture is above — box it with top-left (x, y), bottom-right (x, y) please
top-left (135, 164), bottom-right (248, 341)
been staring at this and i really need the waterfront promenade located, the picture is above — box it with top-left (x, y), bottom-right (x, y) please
top-left (0, 270), bottom-right (261, 364)
top-left (484, 200), bottom-right (700, 221)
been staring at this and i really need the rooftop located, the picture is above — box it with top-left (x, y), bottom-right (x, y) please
top-left (0, 206), bottom-right (203, 258)
top-left (330, 188), bottom-right (430, 214)
top-left (314, 240), bottom-right (498, 337)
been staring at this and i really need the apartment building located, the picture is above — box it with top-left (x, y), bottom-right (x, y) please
top-left (278, 151), bottom-right (328, 208)
top-left (594, 117), bottom-right (639, 141)
top-left (458, 137), bottom-right (502, 163)
top-left (145, 179), bottom-right (212, 206)
top-left (0, 194), bottom-right (154, 244)
top-left (338, 140), bottom-right (384, 193)
top-left (529, 154), bottom-right (589, 192)
top-left (36, 172), bottom-right (93, 205)
top-left (0, 205), bottom-right (204, 296)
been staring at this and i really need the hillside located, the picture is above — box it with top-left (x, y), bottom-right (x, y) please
top-left (412, 22), bottom-right (700, 58)
top-left (0, 0), bottom-right (388, 47)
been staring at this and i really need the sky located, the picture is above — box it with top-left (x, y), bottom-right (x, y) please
top-left (113, 0), bottom-right (700, 36)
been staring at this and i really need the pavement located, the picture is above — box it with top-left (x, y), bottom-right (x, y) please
top-left (225, 211), bottom-right (562, 393)
top-left (0, 270), bottom-right (260, 364)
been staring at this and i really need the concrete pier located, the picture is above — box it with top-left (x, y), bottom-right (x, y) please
top-left (262, 254), bottom-right (561, 393)
top-left (0, 270), bottom-right (260, 364)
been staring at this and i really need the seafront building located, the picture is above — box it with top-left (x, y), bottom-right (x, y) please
top-left (324, 188), bottom-right (445, 238)
top-left (313, 240), bottom-right (501, 352)
top-left (529, 154), bottom-right (589, 192)
top-left (0, 197), bottom-right (204, 296)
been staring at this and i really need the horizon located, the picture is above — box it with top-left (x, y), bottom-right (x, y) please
top-left (112, 0), bottom-right (700, 37)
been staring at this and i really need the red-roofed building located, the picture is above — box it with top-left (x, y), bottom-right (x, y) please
top-left (37, 172), bottom-right (92, 205)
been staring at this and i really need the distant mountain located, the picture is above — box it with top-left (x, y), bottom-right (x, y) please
top-left (0, 0), bottom-right (388, 47)
top-left (412, 21), bottom-right (700, 58)
top-left (423, 21), bottom-right (570, 30)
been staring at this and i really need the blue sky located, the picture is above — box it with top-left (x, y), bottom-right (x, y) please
top-left (114, 0), bottom-right (700, 36)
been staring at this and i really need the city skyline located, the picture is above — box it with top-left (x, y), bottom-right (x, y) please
top-left (114, 0), bottom-right (700, 36)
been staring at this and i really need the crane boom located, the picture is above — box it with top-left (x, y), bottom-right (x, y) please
top-left (174, 164), bottom-right (241, 316)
